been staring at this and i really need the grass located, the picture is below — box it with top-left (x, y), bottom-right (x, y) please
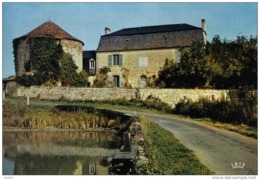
top-left (193, 118), bottom-right (257, 139)
top-left (139, 117), bottom-right (214, 175)
top-left (5, 96), bottom-right (257, 139)
top-left (3, 98), bottom-right (110, 130)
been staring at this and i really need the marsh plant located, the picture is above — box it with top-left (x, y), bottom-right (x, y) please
top-left (3, 99), bottom-right (112, 130)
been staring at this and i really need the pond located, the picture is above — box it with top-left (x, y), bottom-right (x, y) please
top-left (3, 131), bottom-right (122, 175)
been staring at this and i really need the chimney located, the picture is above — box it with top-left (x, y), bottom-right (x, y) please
top-left (105, 27), bottom-right (111, 35)
top-left (201, 19), bottom-right (206, 31)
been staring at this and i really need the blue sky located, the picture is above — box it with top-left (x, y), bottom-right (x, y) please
top-left (2, 2), bottom-right (258, 78)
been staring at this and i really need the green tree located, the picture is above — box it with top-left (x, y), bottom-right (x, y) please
top-left (60, 53), bottom-right (79, 86)
top-left (156, 59), bottom-right (181, 88)
top-left (157, 41), bottom-right (219, 88)
top-left (209, 35), bottom-right (257, 89)
top-left (157, 36), bottom-right (257, 89)
top-left (59, 53), bottom-right (89, 87)
top-left (75, 70), bottom-right (89, 86)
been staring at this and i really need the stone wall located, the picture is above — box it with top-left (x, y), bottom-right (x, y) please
top-left (16, 39), bottom-right (31, 76)
top-left (13, 86), bottom-right (230, 108)
top-left (60, 39), bottom-right (83, 71)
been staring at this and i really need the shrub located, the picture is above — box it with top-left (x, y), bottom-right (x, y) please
top-left (174, 96), bottom-right (257, 128)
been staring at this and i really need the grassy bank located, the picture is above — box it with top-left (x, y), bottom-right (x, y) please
top-left (83, 99), bottom-right (257, 139)
top-left (5, 96), bottom-right (257, 138)
top-left (139, 117), bottom-right (214, 175)
top-left (3, 98), bottom-right (118, 130)
top-left (190, 117), bottom-right (257, 139)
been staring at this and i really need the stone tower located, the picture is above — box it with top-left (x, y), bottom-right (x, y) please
top-left (13, 20), bottom-right (84, 76)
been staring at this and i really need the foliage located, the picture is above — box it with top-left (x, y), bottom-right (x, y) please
top-left (156, 59), bottom-right (181, 88)
top-left (156, 36), bottom-right (257, 89)
top-left (60, 53), bottom-right (89, 87)
top-left (209, 35), bottom-right (257, 89)
top-left (16, 74), bottom-right (40, 87)
top-left (93, 66), bottom-right (111, 87)
top-left (174, 89), bottom-right (257, 128)
top-left (29, 37), bottom-right (62, 84)
top-left (101, 95), bottom-right (172, 113)
top-left (12, 39), bottom-right (20, 75)
top-left (76, 70), bottom-right (89, 86)
top-left (14, 37), bottom-right (88, 87)
top-left (140, 118), bottom-right (213, 175)
top-left (157, 41), bottom-right (220, 88)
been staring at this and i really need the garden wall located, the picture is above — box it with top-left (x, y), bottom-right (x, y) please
top-left (12, 86), bottom-right (230, 107)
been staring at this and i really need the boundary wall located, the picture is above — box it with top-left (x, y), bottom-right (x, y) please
top-left (11, 86), bottom-right (230, 108)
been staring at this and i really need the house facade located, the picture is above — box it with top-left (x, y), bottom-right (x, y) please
top-left (96, 19), bottom-right (206, 88)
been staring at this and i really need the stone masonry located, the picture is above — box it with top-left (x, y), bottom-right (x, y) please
top-left (13, 86), bottom-right (229, 108)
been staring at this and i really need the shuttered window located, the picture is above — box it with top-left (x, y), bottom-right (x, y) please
top-left (108, 54), bottom-right (123, 66)
top-left (113, 55), bottom-right (119, 65)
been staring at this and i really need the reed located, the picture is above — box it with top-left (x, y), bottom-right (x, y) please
top-left (3, 99), bottom-right (109, 130)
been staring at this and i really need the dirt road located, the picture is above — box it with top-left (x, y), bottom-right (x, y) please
top-left (143, 113), bottom-right (257, 175)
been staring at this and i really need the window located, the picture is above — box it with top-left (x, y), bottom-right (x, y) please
top-left (89, 59), bottom-right (95, 69)
top-left (113, 55), bottom-right (119, 65)
top-left (108, 54), bottom-right (123, 66)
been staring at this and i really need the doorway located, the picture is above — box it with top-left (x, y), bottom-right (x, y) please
top-left (113, 75), bottom-right (120, 87)
top-left (139, 75), bottom-right (147, 88)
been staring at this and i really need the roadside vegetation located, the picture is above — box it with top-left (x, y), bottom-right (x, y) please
top-left (173, 89), bottom-right (257, 138)
top-left (138, 117), bottom-right (214, 175)
top-left (82, 92), bottom-right (257, 139)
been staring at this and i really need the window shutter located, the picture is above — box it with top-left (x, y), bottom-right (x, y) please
top-left (119, 75), bottom-right (124, 87)
top-left (108, 76), bottom-right (113, 87)
top-left (108, 55), bottom-right (112, 66)
top-left (119, 54), bottom-right (123, 66)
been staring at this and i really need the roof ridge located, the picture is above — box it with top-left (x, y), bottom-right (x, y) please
top-left (105, 23), bottom-right (201, 36)
top-left (121, 23), bottom-right (191, 30)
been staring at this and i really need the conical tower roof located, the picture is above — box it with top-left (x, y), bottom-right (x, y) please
top-left (15, 20), bottom-right (84, 45)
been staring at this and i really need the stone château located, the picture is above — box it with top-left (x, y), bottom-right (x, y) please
top-left (12, 19), bottom-right (206, 88)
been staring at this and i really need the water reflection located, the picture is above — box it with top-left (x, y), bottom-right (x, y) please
top-left (3, 131), bottom-right (122, 175)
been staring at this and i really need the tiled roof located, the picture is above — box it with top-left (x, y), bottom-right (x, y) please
top-left (97, 23), bottom-right (205, 52)
top-left (15, 20), bottom-right (84, 45)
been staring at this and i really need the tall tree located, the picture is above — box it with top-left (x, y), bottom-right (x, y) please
top-left (210, 35), bottom-right (257, 89)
